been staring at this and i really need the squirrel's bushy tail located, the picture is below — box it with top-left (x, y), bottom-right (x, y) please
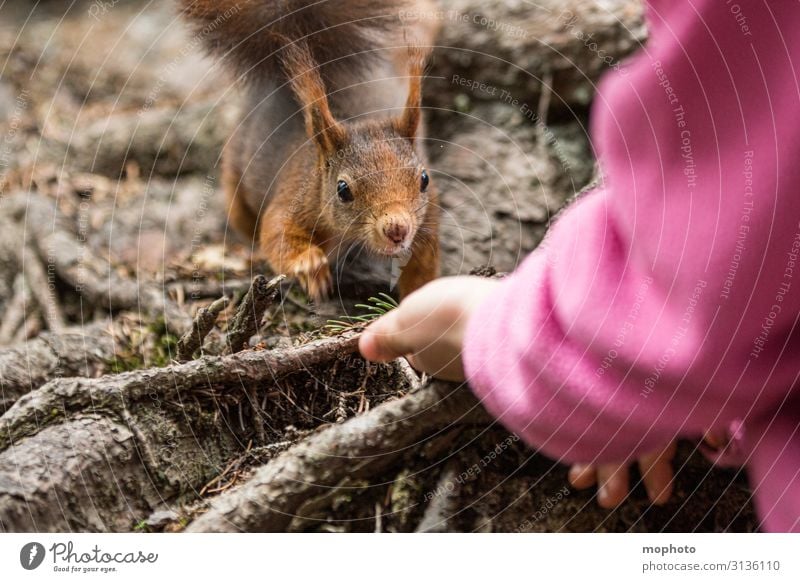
top-left (180, 0), bottom-right (411, 78)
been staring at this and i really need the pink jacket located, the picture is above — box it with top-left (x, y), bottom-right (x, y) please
top-left (463, 0), bottom-right (800, 532)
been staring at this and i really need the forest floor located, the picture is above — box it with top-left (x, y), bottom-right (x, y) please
top-left (0, 0), bottom-right (757, 532)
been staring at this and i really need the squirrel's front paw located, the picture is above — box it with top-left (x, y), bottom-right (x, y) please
top-left (287, 246), bottom-right (332, 302)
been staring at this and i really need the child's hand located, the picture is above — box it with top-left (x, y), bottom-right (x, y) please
top-left (360, 278), bottom-right (678, 510)
top-left (359, 276), bottom-right (498, 381)
top-left (568, 442), bottom-right (677, 508)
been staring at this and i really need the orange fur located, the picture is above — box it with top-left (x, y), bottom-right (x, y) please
top-left (183, 0), bottom-right (441, 301)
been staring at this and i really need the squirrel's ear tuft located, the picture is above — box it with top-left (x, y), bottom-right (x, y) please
top-left (280, 39), bottom-right (346, 154)
top-left (395, 45), bottom-right (430, 143)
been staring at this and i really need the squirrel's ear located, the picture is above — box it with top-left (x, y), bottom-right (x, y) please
top-left (281, 40), bottom-right (346, 154)
top-left (395, 46), bottom-right (429, 142)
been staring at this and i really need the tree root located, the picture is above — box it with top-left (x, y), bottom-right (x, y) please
top-left (39, 101), bottom-right (235, 179)
top-left (187, 381), bottom-right (490, 532)
top-left (175, 296), bottom-right (229, 362)
top-left (0, 330), bottom-right (372, 531)
top-left (0, 415), bottom-right (162, 532)
top-left (5, 191), bottom-right (191, 334)
top-left (0, 332), bottom-right (361, 451)
top-left (0, 322), bottom-right (117, 415)
top-left (20, 240), bottom-right (66, 334)
top-left (225, 275), bottom-right (284, 353)
top-left (0, 274), bottom-right (29, 345)
top-left (0, 193), bottom-right (296, 417)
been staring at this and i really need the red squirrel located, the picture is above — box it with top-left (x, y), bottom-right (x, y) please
top-left (181, 0), bottom-right (440, 300)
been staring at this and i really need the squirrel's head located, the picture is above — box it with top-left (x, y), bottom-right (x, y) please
top-left (283, 42), bottom-right (433, 257)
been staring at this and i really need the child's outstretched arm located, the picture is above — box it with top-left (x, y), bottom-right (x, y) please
top-left (359, 276), bottom-right (678, 507)
top-left (364, 0), bottom-right (800, 531)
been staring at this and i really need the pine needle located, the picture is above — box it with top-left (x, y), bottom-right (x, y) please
top-left (324, 294), bottom-right (399, 333)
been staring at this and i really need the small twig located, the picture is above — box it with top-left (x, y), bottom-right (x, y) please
top-left (238, 402), bottom-right (246, 432)
top-left (226, 275), bottom-right (285, 353)
top-left (375, 501), bottom-right (383, 533)
top-left (537, 70), bottom-right (553, 127)
top-left (415, 460), bottom-right (462, 533)
top-left (206, 476), bottom-right (240, 495)
top-left (175, 296), bottom-right (229, 362)
top-left (396, 357), bottom-right (427, 392)
top-left (203, 468), bottom-right (240, 495)
top-left (200, 441), bottom-right (252, 497)
top-left (0, 274), bottom-right (28, 345)
top-left (15, 307), bottom-right (43, 342)
top-left (248, 384), bottom-right (267, 445)
top-left (535, 69), bottom-right (554, 159)
top-left (336, 391), bottom-right (348, 424)
top-left (20, 241), bottom-right (65, 334)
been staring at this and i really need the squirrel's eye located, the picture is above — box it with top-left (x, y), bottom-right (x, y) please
top-left (337, 180), bottom-right (353, 203)
top-left (420, 170), bottom-right (430, 193)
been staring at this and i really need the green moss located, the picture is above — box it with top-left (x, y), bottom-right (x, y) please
top-left (107, 355), bottom-right (146, 374)
top-left (151, 334), bottom-right (178, 367)
top-left (146, 317), bottom-right (180, 367)
top-left (454, 93), bottom-right (471, 113)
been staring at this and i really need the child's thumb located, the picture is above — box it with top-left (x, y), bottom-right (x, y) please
top-left (359, 311), bottom-right (414, 362)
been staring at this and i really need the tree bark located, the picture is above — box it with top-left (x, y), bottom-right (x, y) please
top-left (0, 324), bottom-right (117, 415)
top-left (188, 381), bottom-right (490, 532)
top-left (0, 333), bottom-right (365, 532)
top-left (430, 0), bottom-right (646, 108)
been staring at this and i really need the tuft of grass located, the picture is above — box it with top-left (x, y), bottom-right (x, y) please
top-left (325, 293), bottom-right (399, 334)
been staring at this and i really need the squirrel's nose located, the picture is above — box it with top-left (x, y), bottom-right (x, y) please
top-left (383, 222), bottom-right (409, 245)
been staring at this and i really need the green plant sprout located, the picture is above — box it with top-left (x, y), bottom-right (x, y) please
top-left (325, 293), bottom-right (399, 334)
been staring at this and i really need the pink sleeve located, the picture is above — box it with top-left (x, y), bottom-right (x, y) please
top-left (463, 0), bottom-right (800, 504)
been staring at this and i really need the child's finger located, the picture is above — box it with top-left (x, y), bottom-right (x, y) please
top-left (703, 428), bottom-right (728, 449)
top-left (638, 442), bottom-right (677, 505)
top-left (597, 464), bottom-right (629, 508)
top-left (568, 464), bottom-right (597, 489)
top-left (359, 311), bottom-right (415, 362)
